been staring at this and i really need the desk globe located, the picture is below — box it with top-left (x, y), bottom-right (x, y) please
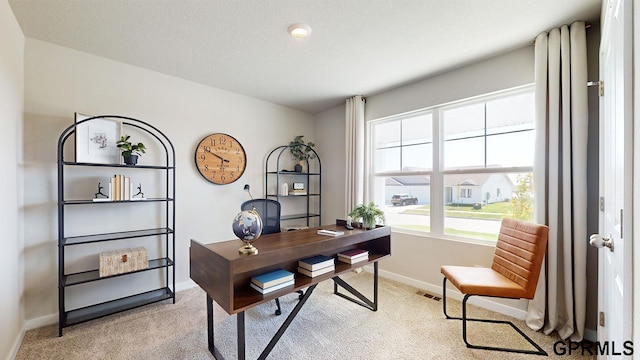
top-left (232, 209), bottom-right (263, 254)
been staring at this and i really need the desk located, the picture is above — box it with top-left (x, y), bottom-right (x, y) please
top-left (190, 223), bottom-right (391, 360)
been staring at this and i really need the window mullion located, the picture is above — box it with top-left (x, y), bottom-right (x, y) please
top-left (431, 110), bottom-right (444, 234)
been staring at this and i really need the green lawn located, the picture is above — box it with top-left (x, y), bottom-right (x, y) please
top-left (399, 201), bottom-right (525, 221)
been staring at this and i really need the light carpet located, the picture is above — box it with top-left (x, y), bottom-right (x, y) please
top-left (16, 273), bottom-right (595, 359)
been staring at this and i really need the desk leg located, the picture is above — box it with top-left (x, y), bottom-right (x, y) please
top-left (207, 294), bottom-right (226, 360)
top-left (237, 311), bottom-right (245, 360)
top-left (332, 261), bottom-right (379, 311)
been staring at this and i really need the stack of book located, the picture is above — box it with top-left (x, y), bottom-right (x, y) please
top-left (337, 249), bottom-right (369, 264)
top-left (250, 269), bottom-right (295, 294)
top-left (298, 255), bottom-right (335, 277)
top-left (288, 189), bottom-right (308, 196)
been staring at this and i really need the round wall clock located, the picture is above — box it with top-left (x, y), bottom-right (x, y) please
top-left (195, 133), bottom-right (247, 184)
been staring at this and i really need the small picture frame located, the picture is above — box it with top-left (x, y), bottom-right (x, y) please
top-left (75, 113), bottom-right (122, 164)
top-left (293, 182), bottom-right (305, 190)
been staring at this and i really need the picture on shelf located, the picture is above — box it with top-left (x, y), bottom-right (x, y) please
top-left (74, 113), bottom-right (122, 164)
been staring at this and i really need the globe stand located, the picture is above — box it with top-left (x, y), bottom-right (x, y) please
top-left (239, 242), bottom-right (258, 254)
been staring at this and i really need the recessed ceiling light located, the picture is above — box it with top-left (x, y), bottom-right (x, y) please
top-left (288, 23), bottom-right (312, 39)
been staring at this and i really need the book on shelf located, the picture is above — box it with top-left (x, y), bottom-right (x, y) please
top-left (337, 255), bottom-right (369, 264)
top-left (337, 249), bottom-right (369, 264)
top-left (297, 265), bottom-right (335, 277)
top-left (298, 255), bottom-right (334, 271)
top-left (316, 229), bottom-right (344, 236)
top-left (337, 248), bottom-right (369, 259)
top-left (250, 279), bottom-right (295, 294)
top-left (251, 269), bottom-right (295, 288)
top-left (288, 190), bottom-right (307, 196)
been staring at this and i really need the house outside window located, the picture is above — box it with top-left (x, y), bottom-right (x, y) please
top-left (370, 85), bottom-right (535, 242)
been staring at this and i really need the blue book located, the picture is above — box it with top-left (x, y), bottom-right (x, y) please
top-left (251, 269), bottom-right (294, 288)
top-left (298, 255), bottom-right (334, 271)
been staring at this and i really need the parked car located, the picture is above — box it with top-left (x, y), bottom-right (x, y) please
top-left (391, 194), bottom-right (418, 206)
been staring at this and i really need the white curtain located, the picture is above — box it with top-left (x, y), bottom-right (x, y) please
top-left (345, 95), bottom-right (366, 214)
top-left (526, 21), bottom-right (588, 342)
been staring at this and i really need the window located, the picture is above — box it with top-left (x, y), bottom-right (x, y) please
top-left (370, 86), bottom-right (535, 242)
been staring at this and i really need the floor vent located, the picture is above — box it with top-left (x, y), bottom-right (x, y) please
top-left (416, 291), bottom-right (441, 301)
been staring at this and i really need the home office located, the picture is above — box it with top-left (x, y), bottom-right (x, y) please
top-left (4, 1), bottom-right (632, 359)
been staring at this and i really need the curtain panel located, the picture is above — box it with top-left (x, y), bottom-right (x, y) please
top-left (345, 95), bottom-right (366, 214)
top-left (526, 21), bottom-right (588, 342)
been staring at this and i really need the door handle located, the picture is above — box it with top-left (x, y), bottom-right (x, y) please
top-left (589, 234), bottom-right (614, 252)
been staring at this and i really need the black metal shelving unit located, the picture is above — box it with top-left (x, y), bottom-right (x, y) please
top-left (265, 145), bottom-right (321, 227)
top-left (57, 115), bottom-right (176, 336)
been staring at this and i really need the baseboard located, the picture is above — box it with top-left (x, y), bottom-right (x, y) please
top-left (7, 329), bottom-right (25, 360)
top-left (23, 281), bottom-right (197, 332)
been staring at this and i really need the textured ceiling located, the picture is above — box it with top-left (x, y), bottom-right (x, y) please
top-left (8, 0), bottom-right (602, 114)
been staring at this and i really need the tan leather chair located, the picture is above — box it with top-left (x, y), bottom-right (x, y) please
top-left (441, 218), bottom-right (549, 356)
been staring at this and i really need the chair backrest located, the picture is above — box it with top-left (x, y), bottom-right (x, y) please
top-left (241, 199), bottom-right (281, 235)
top-left (491, 218), bottom-right (549, 299)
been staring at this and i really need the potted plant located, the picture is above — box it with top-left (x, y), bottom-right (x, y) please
top-left (116, 135), bottom-right (146, 165)
top-left (348, 202), bottom-right (385, 230)
top-left (289, 135), bottom-right (316, 172)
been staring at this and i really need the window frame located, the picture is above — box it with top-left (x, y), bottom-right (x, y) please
top-left (369, 84), bottom-right (535, 244)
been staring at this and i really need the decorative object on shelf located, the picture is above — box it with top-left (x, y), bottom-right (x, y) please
top-left (94, 182), bottom-right (108, 199)
top-left (99, 247), bottom-right (148, 277)
top-left (132, 183), bottom-right (145, 199)
top-left (281, 182), bottom-right (288, 196)
top-left (234, 184), bottom-right (262, 254)
top-left (348, 202), bottom-right (385, 230)
top-left (293, 182), bottom-right (304, 190)
top-left (195, 133), bottom-right (247, 184)
top-left (74, 113), bottom-right (121, 164)
top-left (289, 135), bottom-right (316, 172)
top-left (116, 135), bottom-right (146, 165)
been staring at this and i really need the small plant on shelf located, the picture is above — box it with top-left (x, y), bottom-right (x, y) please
top-left (289, 135), bottom-right (316, 172)
top-left (348, 202), bottom-right (385, 230)
top-left (116, 135), bottom-right (146, 165)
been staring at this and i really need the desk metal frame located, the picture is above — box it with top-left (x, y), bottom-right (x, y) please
top-left (191, 224), bottom-right (390, 360)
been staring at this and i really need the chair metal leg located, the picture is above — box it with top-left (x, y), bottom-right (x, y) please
top-left (442, 277), bottom-right (548, 356)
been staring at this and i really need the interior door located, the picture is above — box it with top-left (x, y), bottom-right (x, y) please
top-left (594, 0), bottom-right (633, 358)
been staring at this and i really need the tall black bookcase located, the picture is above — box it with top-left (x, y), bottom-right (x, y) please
top-left (56, 115), bottom-right (175, 336)
top-left (265, 144), bottom-right (321, 228)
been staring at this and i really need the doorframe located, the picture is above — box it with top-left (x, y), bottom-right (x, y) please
top-left (632, 0), bottom-right (639, 350)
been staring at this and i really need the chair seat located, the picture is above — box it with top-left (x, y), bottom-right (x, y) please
top-left (441, 265), bottom-right (527, 299)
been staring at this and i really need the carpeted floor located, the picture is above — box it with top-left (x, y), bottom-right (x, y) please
top-left (16, 273), bottom-right (595, 359)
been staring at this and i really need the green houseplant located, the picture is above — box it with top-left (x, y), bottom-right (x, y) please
top-left (348, 202), bottom-right (385, 230)
top-left (289, 135), bottom-right (316, 172)
top-left (116, 135), bottom-right (146, 165)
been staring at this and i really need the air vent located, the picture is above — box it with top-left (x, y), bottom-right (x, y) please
top-left (416, 290), bottom-right (441, 301)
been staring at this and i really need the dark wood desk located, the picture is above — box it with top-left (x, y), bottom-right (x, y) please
top-left (190, 223), bottom-right (391, 360)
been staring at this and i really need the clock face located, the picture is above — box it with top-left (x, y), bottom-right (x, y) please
top-left (195, 133), bottom-right (247, 184)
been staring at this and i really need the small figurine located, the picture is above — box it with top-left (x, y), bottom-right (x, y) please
top-left (94, 182), bottom-right (108, 199)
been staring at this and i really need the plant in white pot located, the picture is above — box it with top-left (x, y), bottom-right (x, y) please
top-left (116, 135), bottom-right (146, 165)
top-left (348, 202), bottom-right (385, 230)
top-left (289, 135), bottom-right (316, 172)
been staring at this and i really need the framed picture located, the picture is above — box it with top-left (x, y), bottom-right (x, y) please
top-left (74, 113), bottom-right (122, 164)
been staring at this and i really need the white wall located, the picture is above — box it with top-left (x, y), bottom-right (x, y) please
top-left (315, 105), bottom-right (347, 223)
top-left (22, 38), bottom-right (315, 323)
top-left (0, 1), bottom-right (24, 359)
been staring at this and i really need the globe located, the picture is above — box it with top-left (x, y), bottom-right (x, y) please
top-left (233, 209), bottom-right (263, 254)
